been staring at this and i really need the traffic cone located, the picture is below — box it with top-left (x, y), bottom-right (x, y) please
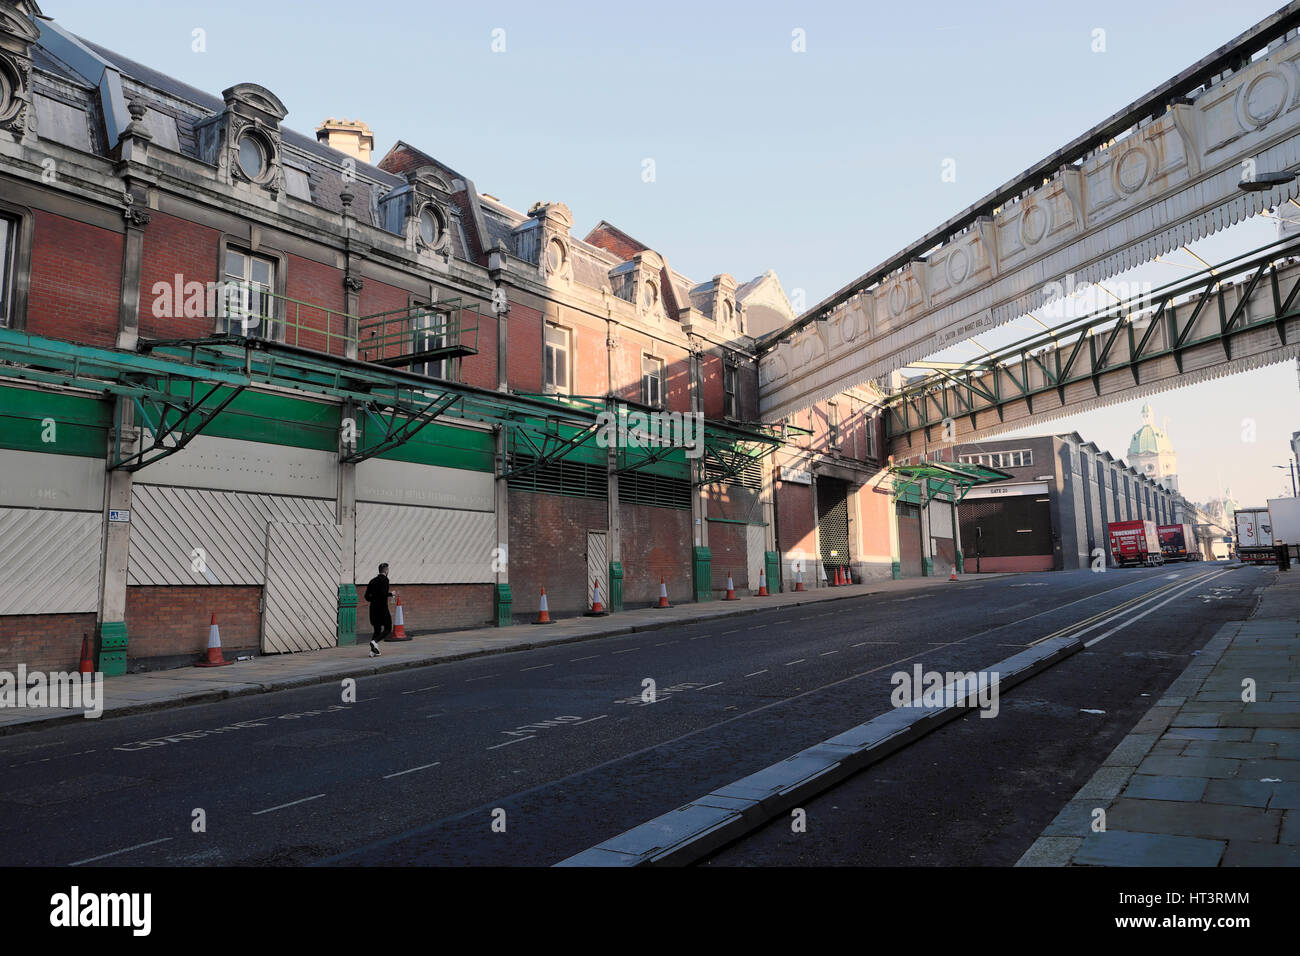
top-left (843, 566), bottom-right (852, 585)
top-left (950, 564), bottom-right (959, 582)
top-left (794, 569), bottom-right (805, 592)
top-left (78, 633), bottom-right (93, 674)
top-left (657, 576), bottom-right (671, 608)
top-left (834, 566), bottom-right (844, 586)
top-left (586, 580), bottom-right (606, 615)
top-left (757, 570), bottom-right (769, 596)
top-left (724, 574), bottom-right (738, 600)
top-left (820, 563), bottom-right (828, 587)
top-left (534, 587), bottom-right (552, 624)
top-left (195, 613), bottom-right (232, 667)
top-left (388, 595), bottom-right (411, 641)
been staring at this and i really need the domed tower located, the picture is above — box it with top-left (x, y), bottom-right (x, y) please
top-left (1128, 402), bottom-right (1178, 490)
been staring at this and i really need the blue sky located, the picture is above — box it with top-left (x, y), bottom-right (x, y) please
top-left (43, 0), bottom-right (1300, 505)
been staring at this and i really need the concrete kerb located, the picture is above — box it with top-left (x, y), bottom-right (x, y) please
top-left (0, 575), bottom-right (1008, 737)
top-left (555, 633), bottom-right (1085, 867)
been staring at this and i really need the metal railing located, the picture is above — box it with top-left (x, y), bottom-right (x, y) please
top-left (357, 297), bottom-right (482, 368)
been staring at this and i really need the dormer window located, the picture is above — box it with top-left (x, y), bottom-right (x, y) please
top-left (237, 132), bottom-right (268, 181)
top-left (419, 205), bottom-right (443, 247)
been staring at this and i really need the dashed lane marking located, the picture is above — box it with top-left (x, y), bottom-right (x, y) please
top-left (70, 837), bottom-right (173, 867)
top-left (487, 736), bottom-right (535, 750)
top-left (520, 664), bottom-right (553, 672)
top-left (697, 682), bottom-right (724, 691)
top-left (383, 761), bottom-right (440, 779)
top-left (400, 685), bottom-right (442, 695)
top-left (570, 655), bottom-right (599, 662)
top-left (722, 629), bottom-right (740, 635)
top-left (744, 670), bottom-right (768, 677)
top-left (573, 714), bottom-right (608, 725)
top-left (465, 674), bottom-right (501, 682)
top-left (820, 650), bottom-right (838, 656)
top-left (786, 659), bottom-right (805, 666)
top-left (611, 648), bottom-right (639, 654)
top-left (252, 794), bottom-right (325, 815)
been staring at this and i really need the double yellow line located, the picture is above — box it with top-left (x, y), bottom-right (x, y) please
top-left (1026, 568), bottom-right (1229, 647)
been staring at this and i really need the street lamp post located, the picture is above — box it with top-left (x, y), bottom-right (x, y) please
top-left (1275, 462), bottom-right (1299, 497)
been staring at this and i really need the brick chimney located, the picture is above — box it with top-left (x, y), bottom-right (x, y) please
top-left (315, 117), bottom-right (374, 163)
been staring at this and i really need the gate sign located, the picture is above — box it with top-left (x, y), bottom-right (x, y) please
top-left (108, 510), bottom-right (130, 523)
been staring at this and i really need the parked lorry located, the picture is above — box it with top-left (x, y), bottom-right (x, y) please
top-left (1234, 507), bottom-right (1275, 564)
top-left (1157, 522), bottom-right (1200, 561)
top-left (1108, 519), bottom-right (1164, 567)
top-left (1268, 497), bottom-right (1300, 561)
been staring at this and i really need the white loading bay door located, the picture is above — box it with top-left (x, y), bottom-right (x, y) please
top-left (587, 530), bottom-right (607, 602)
top-left (261, 521), bottom-right (343, 653)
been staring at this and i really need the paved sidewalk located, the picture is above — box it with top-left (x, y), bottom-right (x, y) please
top-left (0, 570), bottom-right (1003, 735)
top-left (1017, 569), bottom-right (1300, 867)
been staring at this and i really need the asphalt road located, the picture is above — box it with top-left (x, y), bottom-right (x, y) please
top-left (0, 560), bottom-right (1265, 866)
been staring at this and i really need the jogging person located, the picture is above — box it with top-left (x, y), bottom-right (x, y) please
top-left (364, 562), bottom-right (396, 656)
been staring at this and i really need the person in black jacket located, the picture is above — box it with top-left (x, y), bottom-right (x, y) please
top-left (364, 563), bottom-right (395, 656)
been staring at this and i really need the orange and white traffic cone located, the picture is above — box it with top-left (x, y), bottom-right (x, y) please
top-left (724, 574), bottom-right (738, 600)
top-left (389, 595), bottom-right (411, 641)
top-left (534, 587), bottom-right (552, 624)
top-left (195, 613), bottom-right (233, 667)
top-left (794, 569), bottom-right (805, 592)
top-left (833, 566), bottom-right (843, 586)
top-left (820, 563), bottom-right (828, 587)
top-left (950, 564), bottom-right (959, 582)
top-left (842, 566), bottom-right (852, 585)
top-left (588, 580), bottom-right (606, 615)
top-left (757, 570), bottom-right (769, 596)
top-left (657, 576), bottom-right (671, 608)
top-left (79, 633), bottom-right (94, 674)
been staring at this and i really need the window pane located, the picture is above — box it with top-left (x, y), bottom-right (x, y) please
top-left (555, 351), bottom-right (567, 390)
top-left (252, 258), bottom-right (272, 286)
top-left (225, 250), bottom-right (244, 279)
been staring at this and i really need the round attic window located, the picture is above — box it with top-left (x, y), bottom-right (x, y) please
top-left (237, 133), bottom-right (267, 180)
top-left (547, 237), bottom-right (566, 274)
top-left (642, 281), bottom-right (658, 309)
top-left (419, 206), bottom-right (442, 246)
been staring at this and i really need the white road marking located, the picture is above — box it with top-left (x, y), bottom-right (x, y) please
top-left (697, 682), bottom-right (724, 690)
top-left (252, 794), bottom-right (325, 815)
top-left (487, 736), bottom-right (535, 750)
top-left (744, 670), bottom-right (768, 677)
top-left (465, 674), bottom-right (500, 682)
top-left (1082, 569), bottom-right (1235, 649)
top-left (654, 641), bottom-right (676, 646)
top-left (383, 761), bottom-right (441, 779)
top-left (751, 624), bottom-right (768, 630)
top-left (356, 697), bottom-right (379, 702)
top-left (573, 714), bottom-right (608, 725)
top-left (400, 685), bottom-right (442, 695)
top-left (820, 650), bottom-right (838, 656)
top-left (570, 655), bottom-right (599, 662)
top-left (611, 648), bottom-right (638, 654)
top-left (520, 664), bottom-right (553, 672)
top-left (70, 837), bottom-right (173, 867)
top-left (722, 629), bottom-right (740, 635)
top-left (786, 659), bottom-right (805, 666)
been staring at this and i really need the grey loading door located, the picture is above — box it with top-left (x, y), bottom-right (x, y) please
top-left (261, 521), bottom-right (343, 653)
top-left (817, 478), bottom-right (851, 571)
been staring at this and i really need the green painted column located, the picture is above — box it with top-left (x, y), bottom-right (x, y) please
top-left (764, 550), bottom-right (780, 593)
top-left (97, 621), bottom-right (128, 677)
top-left (693, 546), bottom-right (712, 602)
top-left (493, 583), bottom-right (513, 627)
top-left (337, 584), bottom-right (357, 645)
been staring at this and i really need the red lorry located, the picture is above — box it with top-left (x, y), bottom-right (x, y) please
top-left (1108, 519), bottom-right (1164, 567)
top-left (1157, 522), bottom-right (1200, 562)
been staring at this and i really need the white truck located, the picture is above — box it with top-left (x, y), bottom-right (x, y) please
top-left (1235, 507), bottom-right (1275, 564)
top-left (1268, 497), bottom-right (1300, 560)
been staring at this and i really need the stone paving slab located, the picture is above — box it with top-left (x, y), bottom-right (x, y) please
top-left (1018, 570), bottom-right (1300, 867)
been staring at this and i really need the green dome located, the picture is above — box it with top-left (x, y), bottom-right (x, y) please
top-left (1128, 424), bottom-right (1173, 456)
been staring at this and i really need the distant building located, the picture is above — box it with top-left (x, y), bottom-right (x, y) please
top-left (1128, 402), bottom-right (1178, 491)
top-left (949, 433), bottom-right (1180, 572)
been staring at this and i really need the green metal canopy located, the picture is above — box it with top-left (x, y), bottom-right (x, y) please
top-left (0, 328), bottom-right (787, 479)
top-left (889, 459), bottom-right (1012, 506)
